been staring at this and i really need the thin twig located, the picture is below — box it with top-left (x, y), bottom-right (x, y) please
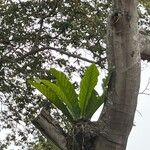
top-left (139, 78), bottom-right (150, 95)
top-left (14, 46), bottom-right (97, 64)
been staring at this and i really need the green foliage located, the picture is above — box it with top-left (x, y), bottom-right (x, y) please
top-left (29, 64), bottom-right (106, 122)
top-left (50, 68), bottom-right (81, 120)
top-left (83, 90), bottom-right (103, 119)
top-left (28, 79), bottom-right (74, 121)
top-left (0, 0), bottom-right (110, 148)
top-left (139, 0), bottom-right (150, 8)
top-left (79, 64), bottom-right (99, 117)
top-left (30, 136), bottom-right (59, 150)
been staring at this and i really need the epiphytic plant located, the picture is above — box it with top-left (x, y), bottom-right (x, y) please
top-left (28, 64), bottom-right (108, 122)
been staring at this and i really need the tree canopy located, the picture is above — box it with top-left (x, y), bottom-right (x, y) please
top-left (0, 0), bottom-right (150, 149)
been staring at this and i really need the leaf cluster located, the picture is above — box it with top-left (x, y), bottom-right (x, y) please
top-left (29, 64), bottom-right (105, 122)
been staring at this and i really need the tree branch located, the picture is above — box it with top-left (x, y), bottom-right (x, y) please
top-left (14, 46), bottom-right (97, 64)
top-left (140, 32), bottom-right (150, 61)
top-left (14, 33), bottom-right (150, 63)
top-left (2, 33), bottom-right (149, 65)
top-left (32, 108), bottom-right (68, 150)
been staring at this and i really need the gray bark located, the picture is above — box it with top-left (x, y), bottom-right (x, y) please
top-left (140, 33), bottom-right (150, 61)
top-left (32, 108), bottom-right (67, 150)
top-left (95, 0), bottom-right (141, 149)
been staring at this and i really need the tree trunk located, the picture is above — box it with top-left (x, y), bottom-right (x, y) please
top-left (95, 0), bottom-right (141, 149)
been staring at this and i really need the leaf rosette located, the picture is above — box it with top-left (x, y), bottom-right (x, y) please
top-left (28, 64), bottom-right (106, 122)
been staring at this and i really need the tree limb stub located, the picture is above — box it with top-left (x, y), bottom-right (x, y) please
top-left (32, 108), bottom-right (67, 150)
top-left (139, 33), bottom-right (150, 61)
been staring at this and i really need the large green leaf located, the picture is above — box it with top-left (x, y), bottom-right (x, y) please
top-left (83, 90), bottom-right (104, 120)
top-left (40, 79), bottom-right (80, 120)
top-left (83, 73), bottom-right (110, 119)
top-left (79, 64), bottom-right (99, 117)
top-left (28, 79), bottom-right (73, 121)
top-left (50, 68), bottom-right (80, 119)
